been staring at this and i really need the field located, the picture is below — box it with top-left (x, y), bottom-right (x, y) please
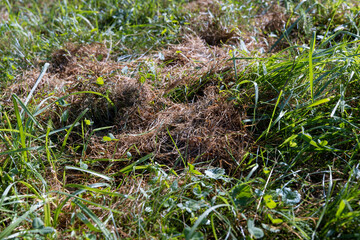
top-left (1, 0), bottom-right (360, 239)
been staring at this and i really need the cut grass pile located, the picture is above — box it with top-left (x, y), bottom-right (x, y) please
top-left (1, 0), bottom-right (360, 239)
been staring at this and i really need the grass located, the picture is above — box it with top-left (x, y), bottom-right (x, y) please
top-left (0, 0), bottom-right (360, 239)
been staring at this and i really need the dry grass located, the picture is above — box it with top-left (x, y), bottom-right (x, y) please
top-left (6, 36), bottom-right (253, 173)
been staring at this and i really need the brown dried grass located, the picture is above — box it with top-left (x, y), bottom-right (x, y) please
top-left (251, 4), bottom-right (290, 52)
top-left (158, 36), bottom-right (233, 94)
top-left (184, 0), bottom-right (237, 46)
top-left (7, 36), bottom-right (253, 173)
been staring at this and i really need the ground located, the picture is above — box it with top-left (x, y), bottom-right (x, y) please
top-left (0, 0), bottom-right (360, 239)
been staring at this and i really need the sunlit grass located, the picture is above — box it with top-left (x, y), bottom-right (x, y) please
top-left (0, 0), bottom-right (360, 239)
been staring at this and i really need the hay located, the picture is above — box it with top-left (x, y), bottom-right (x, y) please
top-left (7, 36), bottom-right (253, 172)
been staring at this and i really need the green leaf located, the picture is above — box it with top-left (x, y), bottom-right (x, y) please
top-left (204, 168), bottom-right (225, 180)
top-left (44, 200), bottom-right (51, 227)
top-left (12, 94), bottom-right (43, 130)
top-left (300, 133), bottom-right (319, 148)
top-left (5, 227), bottom-right (55, 238)
top-left (289, 140), bottom-right (297, 147)
top-left (177, 200), bottom-right (202, 213)
top-left (118, 153), bottom-right (153, 174)
top-left (267, 214), bottom-right (283, 224)
top-left (336, 199), bottom-right (346, 218)
top-left (264, 195), bottom-right (277, 209)
top-left (53, 183), bottom-right (110, 225)
top-left (12, 95), bottom-right (28, 162)
top-left (60, 110), bottom-right (69, 123)
top-left (96, 77), bottom-right (104, 86)
top-left (188, 163), bottom-right (202, 175)
top-left (0, 146), bottom-right (43, 156)
top-left (309, 31), bottom-right (316, 102)
top-left (61, 108), bottom-right (88, 152)
top-left (32, 217), bottom-right (44, 229)
top-left (77, 212), bottom-right (101, 232)
top-left (318, 139), bottom-right (328, 147)
top-left (247, 219), bottom-right (264, 239)
top-left (280, 134), bottom-right (298, 147)
top-left (37, 227), bottom-right (55, 234)
top-left (231, 183), bottom-right (252, 207)
top-left (102, 136), bottom-right (112, 141)
top-left (65, 184), bottom-right (126, 198)
top-left (102, 133), bottom-right (117, 142)
top-left (276, 187), bottom-right (301, 205)
top-left (272, 218), bottom-right (283, 224)
top-left (307, 98), bottom-right (331, 108)
top-left (84, 119), bottom-right (91, 126)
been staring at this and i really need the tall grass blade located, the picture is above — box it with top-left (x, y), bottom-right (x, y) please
top-left (73, 199), bottom-right (113, 239)
top-left (309, 31), bottom-right (316, 103)
top-left (61, 108), bottom-right (88, 152)
top-left (185, 204), bottom-right (229, 240)
top-left (12, 95), bottom-right (28, 162)
top-left (12, 94), bottom-right (43, 130)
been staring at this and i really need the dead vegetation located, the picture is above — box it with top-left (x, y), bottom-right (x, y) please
top-left (255, 4), bottom-right (290, 52)
top-left (7, 35), bottom-right (253, 173)
top-left (182, 0), bottom-right (291, 53)
top-left (3, 0), bottom-right (293, 178)
top-left (183, 0), bottom-right (238, 46)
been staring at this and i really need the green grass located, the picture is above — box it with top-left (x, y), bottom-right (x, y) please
top-left (1, 0), bottom-right (360, 239)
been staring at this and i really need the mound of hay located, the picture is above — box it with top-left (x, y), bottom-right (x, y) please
top-left (8, 36), bottom-right (253, 173)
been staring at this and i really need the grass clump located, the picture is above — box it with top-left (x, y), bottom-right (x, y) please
top-left (1, 0), bottom-right (360, 239)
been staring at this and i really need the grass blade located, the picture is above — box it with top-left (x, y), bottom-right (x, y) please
top-left (12, 95), bottom-right (28, 162)
top-left (73, 199), bottom-right (113, 240)
top-left (65, 166), bottom-right (113, 181)
top-left (61, 108), bottom-right (88, 152)
top-left (309, 31), bottom-right (316, 103)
